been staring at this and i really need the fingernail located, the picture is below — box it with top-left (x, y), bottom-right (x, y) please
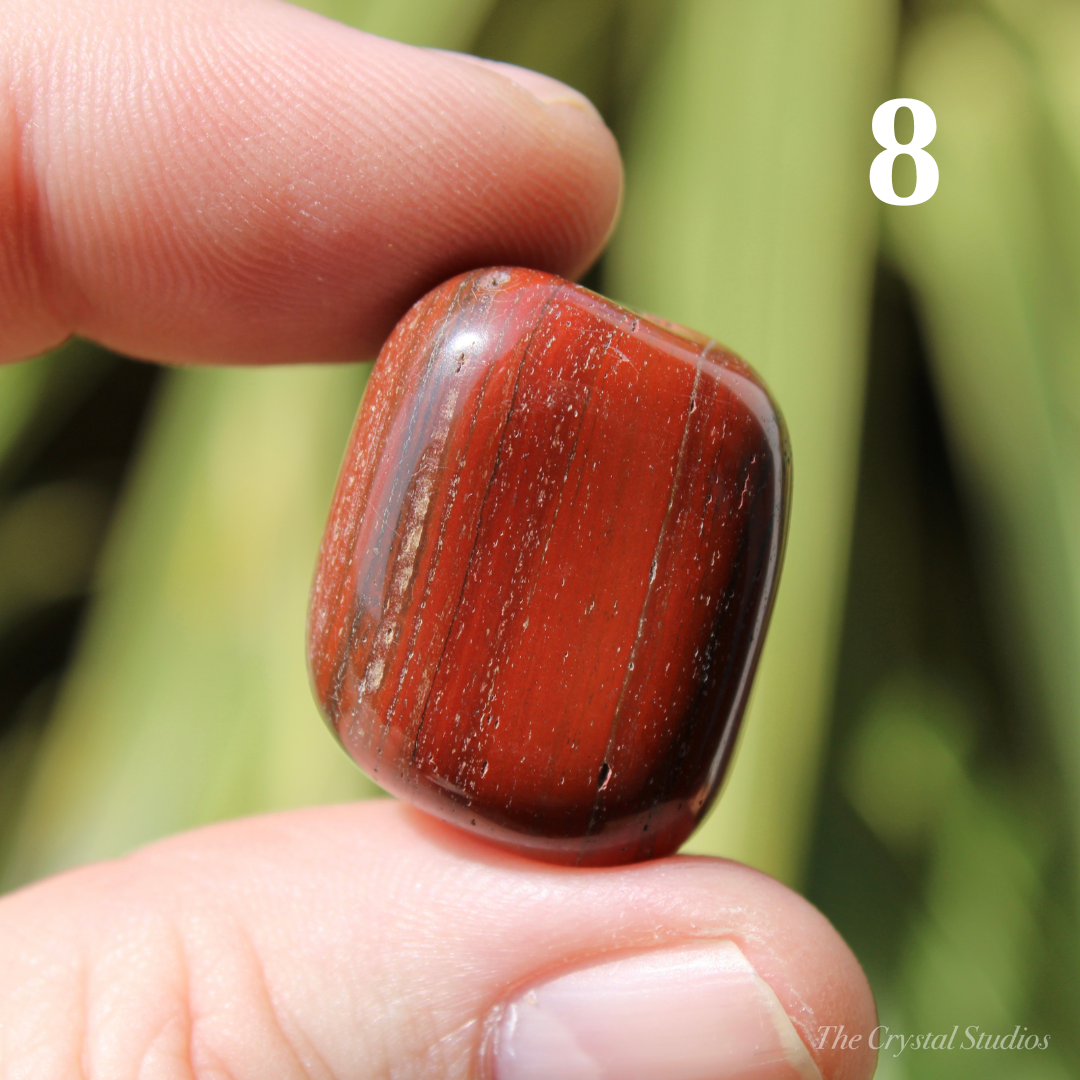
top-left (447, 54), bottom-right (600, 113)
top-left (493, 940), bottom-right (823, 1080)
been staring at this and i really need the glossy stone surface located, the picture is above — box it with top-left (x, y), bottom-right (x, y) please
top-left (308, 268), bottom-right (789, 865)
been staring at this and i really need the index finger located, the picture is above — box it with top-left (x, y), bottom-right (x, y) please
top-left (0, 0), bottom-right (622, 364)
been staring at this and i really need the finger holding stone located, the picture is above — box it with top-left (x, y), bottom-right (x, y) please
top-left (0, 0), bottom-right (622, 364)
top-left (0, 801), bottom-right (876, 1080)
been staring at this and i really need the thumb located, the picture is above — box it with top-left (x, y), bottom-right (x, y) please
top-left (0, 800), bottom-right (877, 1079)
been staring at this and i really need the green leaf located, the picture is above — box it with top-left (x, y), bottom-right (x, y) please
top-left (606, 0), bottom-right (898, 885)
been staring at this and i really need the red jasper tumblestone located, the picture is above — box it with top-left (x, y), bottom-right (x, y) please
top-left (308, 267), bottom-right (790, 865)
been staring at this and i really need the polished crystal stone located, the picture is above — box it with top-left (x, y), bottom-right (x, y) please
top-left (308, 267), bottom-right (789, 865)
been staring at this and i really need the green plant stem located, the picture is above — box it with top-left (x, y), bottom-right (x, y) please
top-left (605, 0), bottom-right (896, 885)
top-left (886, 10), bottom-right (1080, 852)
top-left (2, 365), bottom-right (375, 887)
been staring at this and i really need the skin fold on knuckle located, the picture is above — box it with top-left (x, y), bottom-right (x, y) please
top-left (0, 861), bottom-right (314, 1080)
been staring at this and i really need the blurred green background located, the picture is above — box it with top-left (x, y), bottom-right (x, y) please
top-left (2, 0), bottom-right (1079, 1075)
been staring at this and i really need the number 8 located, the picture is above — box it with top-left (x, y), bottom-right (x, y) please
top-left (870, 98), bottom-right (939, 206)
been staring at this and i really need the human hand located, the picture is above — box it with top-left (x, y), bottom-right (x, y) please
top-left (0, 0), bottom-right (619, 364)
top-left (0, 0), bottom-right (876, 1075)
